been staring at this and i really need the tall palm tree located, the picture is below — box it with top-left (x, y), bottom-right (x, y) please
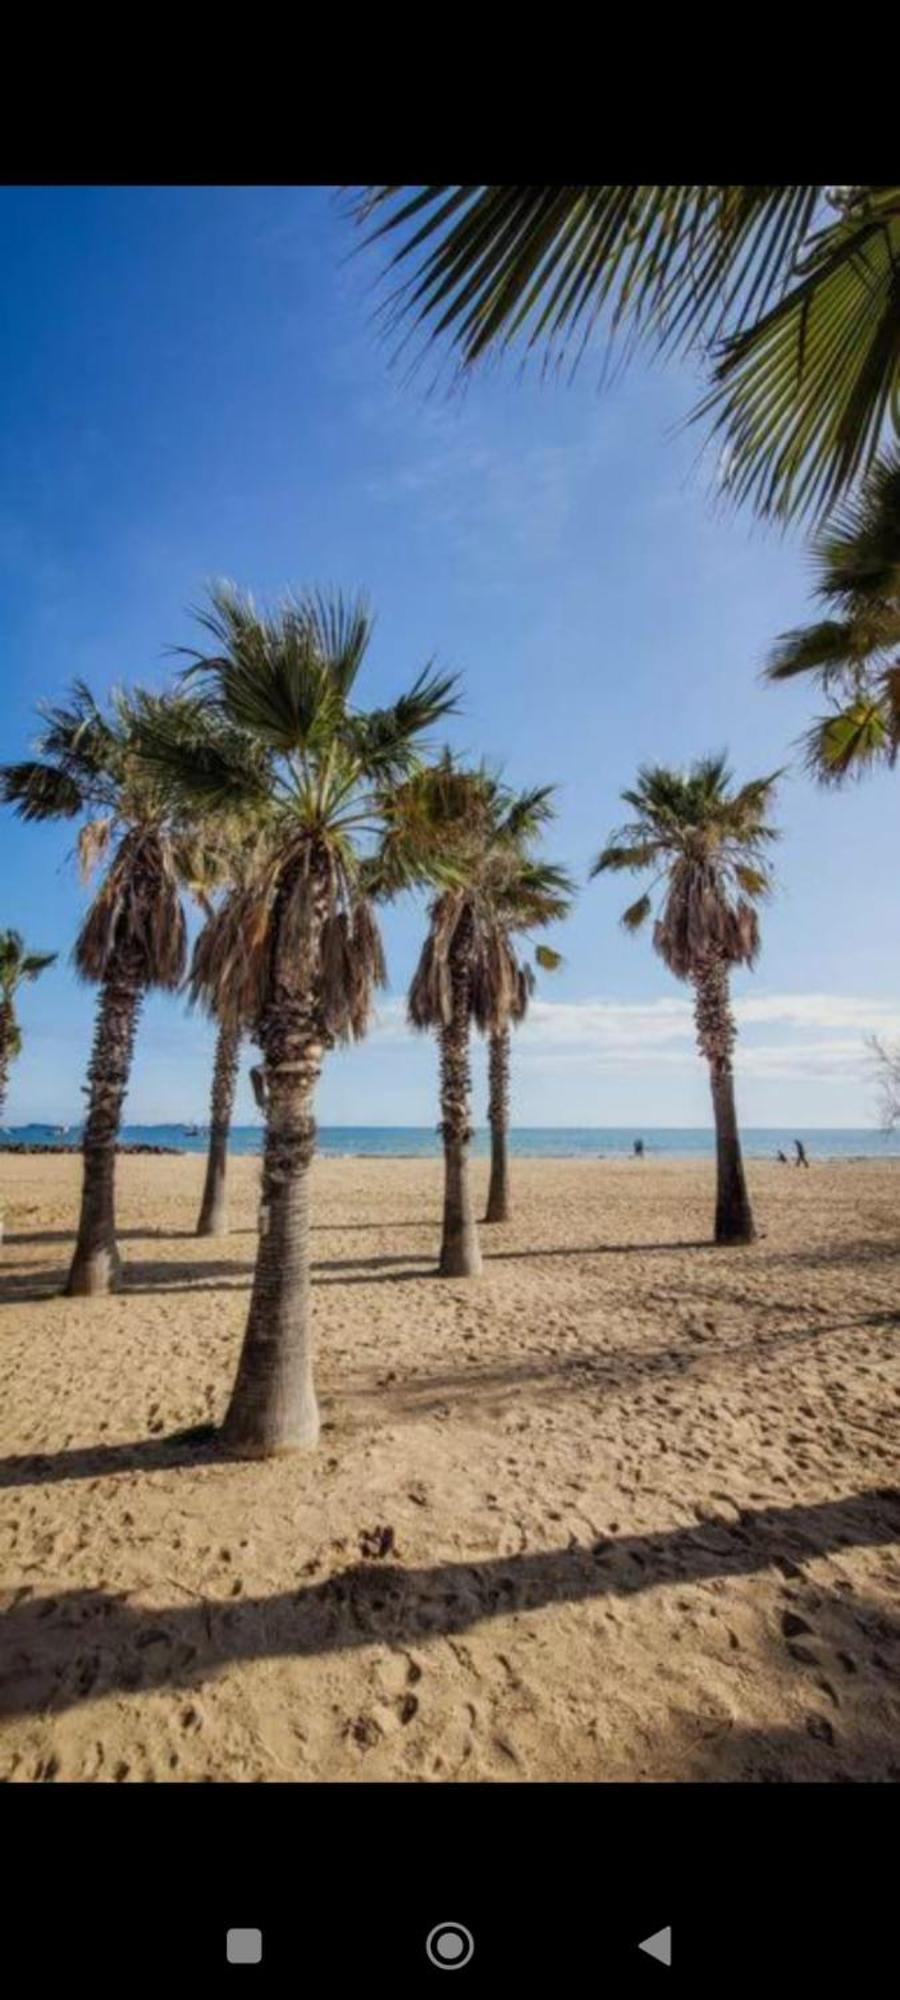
top-left (766, 449), bottom-right (900, 779)
top-left (1, 684), bottom-right (204, 1295)
top-left (482, 871), bottom-right (571, 1226)
top-left (353, 186), bottom-right (900, 522)
top-left (0, 930), bottom-right (57, 1124)
top-left (591, 757), bottom-right (779, 1245)
top-left (138, 583), bottom-right (457, 1456)
top-left (406, 764), bottom-right (566, 1272)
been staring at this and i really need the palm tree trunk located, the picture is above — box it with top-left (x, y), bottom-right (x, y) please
top-left (438, 917), bottom-right (482, 1277)
top-left (0, 1003), bottom-right (13, 1127)
top-left (694, 954), bottom-right (755, 1245)
top-left (196, 1019), bottom-right (242, 1237)
top-left (66, 948), bottom-right (144, 1296)
top-left (0, 1005), bottom-right (12, 1250)
top-left (221, 858), bottom-right (330, 1457)
top-left (484, 1026), bottom-right (511, 1222)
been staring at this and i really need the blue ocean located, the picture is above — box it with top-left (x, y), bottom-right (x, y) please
top-left (3, 1124), bottom-right (899, 1161)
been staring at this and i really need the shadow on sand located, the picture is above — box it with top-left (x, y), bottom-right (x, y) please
top-left (1, 1485), bottom-right (897, 1721)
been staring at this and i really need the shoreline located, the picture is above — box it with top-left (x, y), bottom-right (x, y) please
top-left (1, 1145), bottom-right (896, 1165)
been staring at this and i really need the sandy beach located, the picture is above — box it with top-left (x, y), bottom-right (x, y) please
top-left (0, 1151), bottom-right (898, 1784)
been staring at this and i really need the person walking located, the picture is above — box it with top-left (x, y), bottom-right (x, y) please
top-left (794, 1139), bottom-right (810, 1168)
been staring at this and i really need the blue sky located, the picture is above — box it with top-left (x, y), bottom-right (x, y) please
top-left (1, 184), bottom-right (897, 1130)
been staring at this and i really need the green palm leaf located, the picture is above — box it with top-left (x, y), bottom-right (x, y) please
top-left (702, 190), bottom-right (900, 520)
top-left (765, 441), bottom-right (900, 780)
top-left (0, 760), bottom-right (84, 820)
top-left (353, 185), bottom-right (900, 521)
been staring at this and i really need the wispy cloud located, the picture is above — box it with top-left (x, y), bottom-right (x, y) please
top-left (369, 990), bottom-right (899, 1087)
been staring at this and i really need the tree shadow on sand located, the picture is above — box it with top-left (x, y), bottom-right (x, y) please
top-left (1, 1486), bottom-right (897, 1722)
top-left (4, 1228), bottom-right (223, 1247)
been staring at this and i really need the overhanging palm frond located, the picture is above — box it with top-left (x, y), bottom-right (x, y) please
top-left (766, 615), bottom-right (897, 683)
top-left (765, 439), bottom-right (900, 781)
top-left (703, 190), bottom-right (900, 521)
top-left (353, 185), bottom-right (821, 373)
top-left (815, 447), bottom-right (900, 603)
top-left (802, 699), bottom-right (892, 783)
top-left (353, 185), bottom-right (900, 522)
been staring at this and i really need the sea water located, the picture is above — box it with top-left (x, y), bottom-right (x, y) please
top-left (3, 1124), bottom-right (899, 1161)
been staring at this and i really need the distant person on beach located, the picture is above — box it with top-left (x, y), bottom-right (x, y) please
top-left (776, 1148), bottom-right (789, 1164)
top-left (794, 1139), bottom-right (810, 1168)
top-left (633, 1138), bottom-right (644, 1158)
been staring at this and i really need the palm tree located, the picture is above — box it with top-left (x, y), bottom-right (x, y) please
top-left (483, 882), bottom-right (570, 1226)
top-left (187, 830), bottom-right (271, 1238)
top-left (1, 684), bottom-right (203, 1295)
top-left (138, 583), bottom-right (457, 1456)
top-left (405, 764), bottom-right (567, 1270)
top-left (766, 449), bottom-right (900, 779)
top-left (195, 1001), bottom-right (243, 1239)
top-left (352, 186), bottom-right (900, 522)
top-left (591, 757), bottom-right (779, 1245)
top-left (0, 930), bottom-right (57, 1124)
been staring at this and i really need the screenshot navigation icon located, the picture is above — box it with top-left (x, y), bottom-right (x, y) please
top-left (426, 1923), bottom-right (475, 1969)
top-left (638, 1926), bottom-right (672, 1967)
top-left (227, 1929), bottom-right (263, 1966)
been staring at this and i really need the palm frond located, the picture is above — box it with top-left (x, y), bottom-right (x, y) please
top-left (766, 615), bottom-right (894, 683)
top-left (354, 186), bottom-right (900, 522)
top-left (74, 827), bottom-right (188, 990)
top-left (302, 588), bottom-right (374, 695)
top-left (621, 892), bottom-right (652, 932)
top-left (353, 184), bottom-right (821, 374)
top-left (349, 665), bottom-right (460, 777)
top-left (1, 759), bottom-right (85, 820)
top-left (594, 755), bottom-right (778, 980)
top-left (133, 694), bottom-right (273, 814)
top-left (590, 839), bottom-right (661, 876)
top-left (802, 699), bottom-right (891, 784)
top-left (77, 816), bottom-right (113, 883)
top-left (0, 929), bottom-right (56, 1001)
top-left (815, 447), bottom-right (900, 603)
top-left (703, 190), bottom-right (900, 521)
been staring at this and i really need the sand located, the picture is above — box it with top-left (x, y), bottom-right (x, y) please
top-left (0, 1150), bottom-right (898, 1784)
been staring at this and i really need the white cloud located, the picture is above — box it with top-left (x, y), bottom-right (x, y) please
top-left (734, 993), bottom-right (900, 1034)
top-left (368, 990), bottom-right (900, 1090)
